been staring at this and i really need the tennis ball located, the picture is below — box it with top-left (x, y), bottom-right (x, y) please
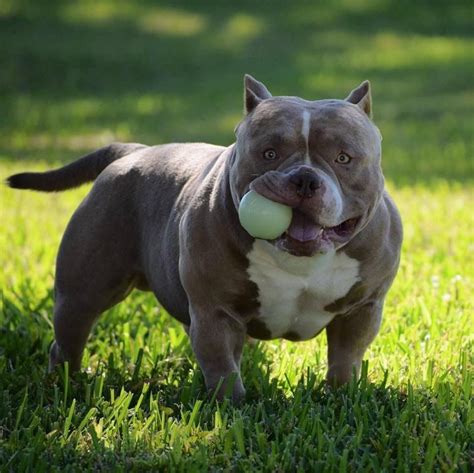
top-left (238, 190), bottom-right (292, 240)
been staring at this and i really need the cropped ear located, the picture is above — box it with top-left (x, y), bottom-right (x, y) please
top-left (345, 80), bottom-right (372, 118)
top-left (244, 74), bottom-right (272, 114)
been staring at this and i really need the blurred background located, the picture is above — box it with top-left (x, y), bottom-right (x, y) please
top-left (1, 0), bottom-right (472, 184)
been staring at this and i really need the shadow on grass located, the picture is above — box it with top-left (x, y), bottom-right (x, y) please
top-left (0, 286), bottom-right (417, 415)
top-left (0, 0), bottom-right (472, 185)
top-left (0, 286), bottom-right (434, 416)
top-left (1, 286), bottom-right (471, 470)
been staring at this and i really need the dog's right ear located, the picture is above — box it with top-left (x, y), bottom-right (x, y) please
top-left (244, 74), bottom-right (272, 114)
top-left (346, 80), bottom-right (372, 118)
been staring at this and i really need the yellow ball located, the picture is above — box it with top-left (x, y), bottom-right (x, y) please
top-left (238, 191), bottom-right (292, 240)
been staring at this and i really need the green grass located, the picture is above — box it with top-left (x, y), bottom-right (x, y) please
top-left (0, 0), bottom-right (473, 471)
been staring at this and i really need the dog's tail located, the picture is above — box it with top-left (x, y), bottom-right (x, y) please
top-left (6, 142), bottom-right (147, 192)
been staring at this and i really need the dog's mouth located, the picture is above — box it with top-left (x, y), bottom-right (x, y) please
top-left (276, 209), bottom-right (360, 256)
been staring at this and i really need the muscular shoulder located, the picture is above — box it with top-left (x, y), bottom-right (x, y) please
top-left (346, 191), bottom-right (402, 287)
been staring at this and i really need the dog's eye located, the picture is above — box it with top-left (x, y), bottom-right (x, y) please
top-left (263, 149), bottom-right (278, 160)
top-left (335, 153), bottom-right (352, 164)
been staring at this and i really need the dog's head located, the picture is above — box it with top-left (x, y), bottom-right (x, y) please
top-left (230, 75), bottom-right (384, 257)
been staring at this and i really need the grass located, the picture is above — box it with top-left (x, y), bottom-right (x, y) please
top-left (0, 0), bottom-right (473, 471)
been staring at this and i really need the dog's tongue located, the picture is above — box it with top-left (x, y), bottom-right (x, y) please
top-left (287, 210), bottom-right (322, 242)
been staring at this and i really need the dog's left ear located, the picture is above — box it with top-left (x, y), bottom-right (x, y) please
top-left (346, 80), bottom-right (372, 118)
top-left (244, 74), bottom-right (272, 114)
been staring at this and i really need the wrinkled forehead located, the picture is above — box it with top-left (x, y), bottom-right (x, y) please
top-left (245, 98), bottom-right (308, 139)
top-left (244, 97), bottom-right (381, 154)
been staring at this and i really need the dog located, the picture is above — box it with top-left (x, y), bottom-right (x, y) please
top-left (7, 75), bottom-right (402, 403)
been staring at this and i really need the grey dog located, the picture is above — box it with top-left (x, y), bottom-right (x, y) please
top-left (7, 75), bottom-right (402, 403)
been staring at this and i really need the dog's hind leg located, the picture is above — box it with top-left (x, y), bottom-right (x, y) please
top-left (48, 245), bottom-right (138, 373)
top-left (48, 167), bottom-right (141, 373)
top-left (49, 299), bottom-right (99, 373)
top-left (48, 278), bottom-right (135, 372)
top-left (48, 218), bottom-right (140, 373)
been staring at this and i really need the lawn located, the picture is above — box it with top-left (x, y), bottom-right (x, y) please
top-left (0, 0), bottom-right (472, 471)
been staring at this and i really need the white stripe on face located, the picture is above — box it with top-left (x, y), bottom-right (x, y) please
top-left (301, 110), bottom-right (311, 164)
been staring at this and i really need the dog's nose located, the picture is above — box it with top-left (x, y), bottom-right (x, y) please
top-left (289, 168), bottom-right (322, 198)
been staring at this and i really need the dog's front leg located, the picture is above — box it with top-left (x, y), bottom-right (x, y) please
top-left (189, 307), bottom-right (246, 404)
top-left (325, 301), bottom-right (383, 387)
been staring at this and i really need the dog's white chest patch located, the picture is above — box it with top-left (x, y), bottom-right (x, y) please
top-left (247, 240), bottom-right (360, 340)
